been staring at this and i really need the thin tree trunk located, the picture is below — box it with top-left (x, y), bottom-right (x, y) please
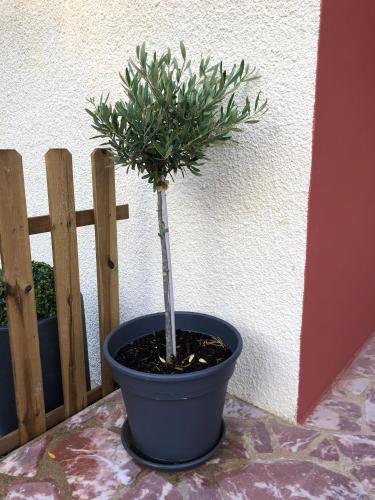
top-left (157, 184), bottom-right (176, 363)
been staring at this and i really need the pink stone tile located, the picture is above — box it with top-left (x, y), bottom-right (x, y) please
top-left (178, 473), bottom-right (222, 499)
top-left (250, 421), bottom-right (273, 453)
top-left (332, 376), bottom-right (370, 397)
top-left (324, 399), bottom-right (362, 419)
top-left (309, 438), bottom-right (340, 461)
top-left (110, 403), bottom-right (126, 429)
top-left (222, 399), bottom-right (270, 456)
top-left (51, 427), bottom-right (141, 499)
top-left (305, 406), bottom-right (338, 429)
top-left (270, 421), bottom-right (319, 452)
top-left (224, 395), bottom-right (266, 419)
top-left (305, 404), bottom-right (361, 432)
top-left (0, 435), bottom-right (51, 477)
top-left (222, 420), bottom-right (250, 459)
top-left (362, 335), bottom-right (375, 357)
top-left (63, 397), bottom-right (125, 430)
top-left (95, 401), bottom-right (125, 429)
top-left (224, 411), bottom-right (254, 435)
top-left (63, 399), bottom-right (105, 429)
top-left (349, 354), bottom-right (375, 377)
top-left (351, 465), bottom-right (375, 493)
top-left (123, 472), bottom-right (182, 499)
top-left (365, 388), bottom-right (375, 430)
top-left (216, 460), bottom-right (369, 499)
top-left (5, 479), bottom-right (63, 500)
top-left (103, 389), bottom-right (123, 404)
top-left (334, 434), bottom-right (375, 462)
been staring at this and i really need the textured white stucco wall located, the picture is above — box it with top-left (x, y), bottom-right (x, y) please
top-left (0, 0), bottom-right (320, 421)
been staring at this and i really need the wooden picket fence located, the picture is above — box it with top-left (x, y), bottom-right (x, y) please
top-left (0, 148), bottom-right (128, 455)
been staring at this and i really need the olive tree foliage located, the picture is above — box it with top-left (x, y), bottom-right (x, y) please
top-left (86, 42), bottom-right (267, 190)
top-left (86, 43), bottom-right (267, 363)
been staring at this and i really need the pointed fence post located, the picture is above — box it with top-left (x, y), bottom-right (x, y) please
top-left (91, 148), bottom-right (119, 396)
top-left (0, 150), bottom-right (46, 443)
top-left (45, 149), bottom-right (88, 417)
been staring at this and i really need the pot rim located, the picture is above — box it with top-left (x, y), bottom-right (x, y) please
top-left (103, 311), bottom-right (243, 382)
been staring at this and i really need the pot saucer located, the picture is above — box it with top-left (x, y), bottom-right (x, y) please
top-left (121, 418), bottom-right (226, 472)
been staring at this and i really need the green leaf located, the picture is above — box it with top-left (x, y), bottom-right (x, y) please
top-left (153, 143), bottom-right (165, 156)
top-left (239, 59), bottom-right (244, 77)
top-left (257, 98), bottom-right (268, 113)
top-left (255, 91), bottom-right (261, 111)
top-left (180, 41), bottom-right (186, 60)
top-left (165, 145), bottom-right (173, 158)
top-left (227, 93), bottom-right (234, 113)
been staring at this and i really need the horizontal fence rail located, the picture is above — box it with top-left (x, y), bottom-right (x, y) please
top-left (0, 148), bottom-right (127, 455)
top-left (28, 205), bottom-right (129, 235)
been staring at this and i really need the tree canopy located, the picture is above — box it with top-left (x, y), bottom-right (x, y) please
top-left (86, 42), bottom-right (267, 190)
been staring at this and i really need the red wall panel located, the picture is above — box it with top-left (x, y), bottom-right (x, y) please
top-left (298, 0), bottom-right (375, 422)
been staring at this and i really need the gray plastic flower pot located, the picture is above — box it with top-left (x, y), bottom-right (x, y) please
top-left (0, 295), bottom-right (90, 436)
top-left (103, 311), bottom-right (242, 470)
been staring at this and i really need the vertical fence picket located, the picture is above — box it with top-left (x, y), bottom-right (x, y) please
top-left (45, 149), bottom-right (87, 416)
top-left (91, 149), bottom-right (119, 396)
top-left (0, 150), bottom-right (46, 443)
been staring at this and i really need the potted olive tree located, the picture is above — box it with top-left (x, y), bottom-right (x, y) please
top-left (87, 43), bottom-right (267, 470)
top-left (0, 261), bottom-right (90, 436)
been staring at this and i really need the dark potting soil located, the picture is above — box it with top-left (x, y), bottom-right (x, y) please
top-left (115, 330), bottom-right (232, 374)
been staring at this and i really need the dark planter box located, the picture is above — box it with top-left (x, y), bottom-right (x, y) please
top-left (0, 297), bottom-right (90, 436)
top-left (104, 311), bottom-right (242, 470)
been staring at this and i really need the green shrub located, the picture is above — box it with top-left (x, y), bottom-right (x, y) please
top-left (0, 261), bottom-right (56, 327)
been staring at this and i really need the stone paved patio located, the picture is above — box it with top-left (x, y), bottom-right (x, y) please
top-left (0, 333), bottom-right (374, 499)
